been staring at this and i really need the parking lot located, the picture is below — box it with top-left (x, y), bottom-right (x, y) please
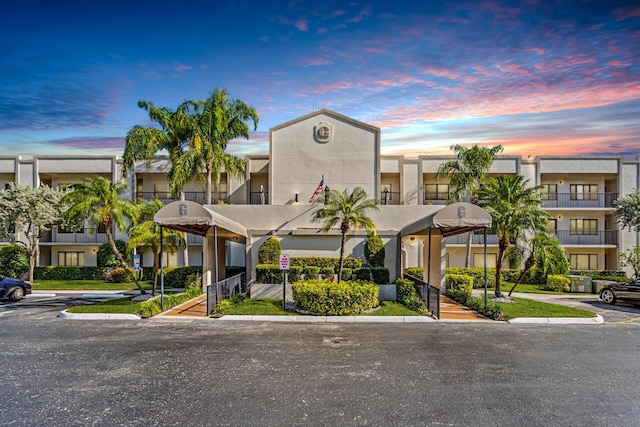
top-left (0, 292), bottom-right (126, 320)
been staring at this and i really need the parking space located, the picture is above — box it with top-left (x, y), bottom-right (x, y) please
top-left (0, 293), bottom-right (124, 320)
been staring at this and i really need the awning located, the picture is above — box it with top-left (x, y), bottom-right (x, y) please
top-left (400, 202), bottom-right (492, 237)
top-left (154, 200), bottom-right (247, 240)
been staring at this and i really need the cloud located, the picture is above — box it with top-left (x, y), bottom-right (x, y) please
top-left (174, 63), bottom-right (192, 72)
top-left (295, 18), bottom-right (309, 31)
top-left (302, 58), bottom-right (333, 67)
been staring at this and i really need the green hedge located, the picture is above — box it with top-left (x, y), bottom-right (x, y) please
top-left (446, 274), bottom-right (474, 295)
top-left (405, 267), bottom-right (423, 278)
top-left (570, 270), bottom-right (626, 278)
top-left (290, 257), bottom-right (362, 271)
top-left (544, 275), bottom-right (571, 292)
top-left (292, 279), bottom-right (379, 315)
top-left (446, 268), bottom-right (497, 288)
top-left (287, 266), bottom-right (303, 283)
top-left (34, 266), bottom-right (105, 280)
top-left (341, 268), bottom-right (353, 281)
top-left (446, 289), bottom-right (504, 320)
top-left (162, 266), bottom-right (203, 287)
top-left (355, 267), bottom-right (372, 281)
top-left (590, 275), bottom-right (629, 283)
top-left (303, 266), bottom-right (321, 280)
top-left (371, 267), bottom-right (390, 284)
top-left (111, 268), bottom-right (135, 283)
top-left (138, 286), bottom-right (203, 318)
top-left (226, 266), bottom-right (244, 277)
top-left (394, 277), bottom-right (426, 313)
top-left (320, 266), bottom-right (335, 280)
top-left (256, 264), bottom-right (282, 284)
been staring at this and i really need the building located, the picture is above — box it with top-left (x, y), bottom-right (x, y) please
top-left (1, 109), bottom-right (639, 282)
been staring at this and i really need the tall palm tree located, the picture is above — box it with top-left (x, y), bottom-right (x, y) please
top-left (311, 187), bottom-right (379, 282)
top-left (123, 99), bottom-right (194, 265)
top-left (435, 144), bottom-right (504, 267)
top-left (505, 231), bottom-right (569, 296)
top-left (127, 198), bottom-right (185, 295)
top-left (62, 177), bottom-right (144, 293)
top-left (477, 175), bottom-right (549, 297)
top-left (170, 88), bottom-right (258, 205)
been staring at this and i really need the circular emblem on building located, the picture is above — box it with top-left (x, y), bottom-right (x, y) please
top-left (314, 122), bottom-right (333, 143)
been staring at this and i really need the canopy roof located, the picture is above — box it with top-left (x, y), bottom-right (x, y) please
top-left (400, 202), bottom-right (492, 237)
top-left (154, 200), bottom-right (247, 241)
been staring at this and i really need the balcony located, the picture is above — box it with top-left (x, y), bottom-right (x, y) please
top-left (380, 191), bottom-right (401, 205)
top-left (186, 234), bottom-right (204, 244)
top-left (423, 192), bottom-right (449, 206)
top-left (541, 193), bottom-right (618, 208)
top-left (137, 191), bottom-right (228, 204)
top-left (41, 228), bottom-right (109, 244)
top-left (554, 230), bottom-right (618, 245)
top-left (445, 233), bottom-right (499, 245)
top-left (250, 192), bottom-right (269, 204)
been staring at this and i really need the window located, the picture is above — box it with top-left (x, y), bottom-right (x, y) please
top-left (425, 184), bottom-right (449, 200)
top-left (540, 184), bottom-right (557, 200)
top-left (570, 219), bottom-right (597, 235)
top-left (154, 183), bottom-right (170, 197)
top-left (473, 253), bottom-right (496, 268)
top-left (58, 226), bottom-right (83, 234)
top-left (547, 219), bottom-right (557, 232)
top-left (98, 223), bottom-right (107, 233)
top-left (570, 254), bottom-right (597, 270)
top-left (58, 252), bottom-right (85, 267)
top-left (570, 184), bottom-right (598, 200)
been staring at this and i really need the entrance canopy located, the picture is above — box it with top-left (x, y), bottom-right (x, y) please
top-left (154, 200), bottom-right (247, 242)
top-left (400, 202), bottom-right (492, 237)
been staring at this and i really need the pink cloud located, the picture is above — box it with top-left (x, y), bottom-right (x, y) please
top-left (613, 6), bottom-right (640, 21)
top-left (609, 60), bottom-right (632, 67)
top-left (302, 58), bottom-right (333, 67)
top-left (347, 4), bottom-right (372, 23)
top-left (295, 18), bottom-right (308, 31)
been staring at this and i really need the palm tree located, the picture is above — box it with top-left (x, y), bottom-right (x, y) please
top-left (127, 198), bottom-right (185, 295)
top-left (505, 231), bottom-right (569, 296)
top-left (171, 88), bottom-right (258, 205)
top-left (477, 175), bottom-right (549, 297)
top-left (435, 144), bottom-right (504, 267)
top-left (311, 187), bottom-right (379, 282)
top-left (62, 177), bottom-right (144, 293)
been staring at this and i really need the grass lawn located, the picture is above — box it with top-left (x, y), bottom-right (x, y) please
top-left (31, 280), bottom-right (156, 291)
top-left (218, 298), bottom-right (297, 315)
top-left (66, 297), bottom-right (142, 314)
top-left (495, 297), bottom-right (597, 319)
top-left (366, 301), bottom-right (421, 316)
top-left (488, 282), bottom-right (595, 295)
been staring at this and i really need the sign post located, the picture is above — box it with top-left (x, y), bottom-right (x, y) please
top-left (279, 254), bottom-right (290, 309)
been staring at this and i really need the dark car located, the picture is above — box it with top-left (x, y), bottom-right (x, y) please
top-left (600, 279), bottom-right (640, 305)
top-left (0, 274), bottom-right (32, 301)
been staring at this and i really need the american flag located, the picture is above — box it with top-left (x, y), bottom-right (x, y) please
top-left (308, 178), bottom-right (325, 203)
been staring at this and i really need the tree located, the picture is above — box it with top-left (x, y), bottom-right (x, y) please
top-left (97, 240), bottom-right (129, 267)
top-left (614, 189), bottom-right (640, 232)
top-left (0, 245), bottom-right (30, 278)
top-left (0, 184), bottom-right (69, 283)
top-left (258, 237), bottom-right (282, 264)
top-left (477, 175), bottom-right (549, 298)
top-left (170, 88), bottom-right (258, 205)
top-left (364, 235), bottom-right (385, 267)
top-left (506, 232), bottom-right (569, 296)
top-left (62, 177), bottom-right (144, 293)
top-left (127, 198), bottom-right (184, 295)
top-left (434, 144), bottom-right (504, 266)
top-left (311, 187), bottom-right (379, 282)
top-left (619, 246), bottom-right (640, 278)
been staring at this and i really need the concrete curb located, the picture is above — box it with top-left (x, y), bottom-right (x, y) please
top-left (58, 309), bottom-right (141, 320)
top-left (217, 315), bottom-right (435, 323)
top-left (508, 315), bottom-right (604, 324)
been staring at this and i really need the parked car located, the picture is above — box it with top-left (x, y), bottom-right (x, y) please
top-left (0, 274), bottom-right (32, 301)
top-left (600, 279), bottom-right (640, 305)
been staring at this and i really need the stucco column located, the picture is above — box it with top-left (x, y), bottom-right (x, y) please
top-left (422, 231), bottom-right (444, 291)
top-left (202, 228), bottom-right (215, 292)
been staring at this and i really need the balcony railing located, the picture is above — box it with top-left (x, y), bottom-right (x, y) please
top-left (445, 233), bottom-right (499, 245)
top-left (380, 191), bottom-right (401, 205)
top-left (423, 192), bottom-right (449, 205)
top-left (41, 228), bottom-right (109, 244)
top-left (554, 230), bottom-right (618, 245)
top-left (541, 192), bottom-right (618, 208)
top-left (250, 192), bottom-right (269, 204)
top-left (137, 191), bottom-right (228, 204)
top-left (186, 234), bottom-right (204, 244)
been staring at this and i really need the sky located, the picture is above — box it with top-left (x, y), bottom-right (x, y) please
top-left (1, 0), bottom-right (639, 160)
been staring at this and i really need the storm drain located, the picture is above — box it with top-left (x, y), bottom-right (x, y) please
top-left (323, 336), bottom-right (360, 347)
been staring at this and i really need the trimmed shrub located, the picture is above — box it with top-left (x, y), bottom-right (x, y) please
top-left (570, 270), bottom-right (627, 278)
top-left (364, 236), bottom-right (385, 267)
top-left (371, 267), bottom-right (390, 284)
top-left (226, 266), bottom-right (244, 277)
top-left (34, 266), bottom-right (105, 280)
top-left (97, 240), bottom-right (129, 267)
top-left (0, 245), bottom-right (29, 278)
top-left (111, 268), bottom-right (134, 283)
top-left (287, 265), bottom-right (303, 283)
top-left (258, 237), bottom-right (281, 264)
top-left (341, 268), bottom-right (353, 281)
top-left (355, 267), bottom-right (372, 281)
top-left (320, 266), bottom-right (335, 280)
top-left (405, 267), bottom-right (424, 279)
top-left (446, 274), bottom-right (474, 295)
top-left (292, 279), bottom-right (379, 315)
top-left (544, 275), bottom-right (571, 292)
top-left (590, 275), bottom-right (629, 283)
top-left (162, 266), bottom-right (203, 287)
top-left (446, 268), bottom-right (496, 288)
top-left (447, 289), bottom-right (504, 320)
top-left (290, 257), bottom-right (362, 270)
top-left (303, 266), bottom-right (321, 280)
top-left (256, 264), bottom-right (282, 284)
top-left (394, 277), bottom-right (426, 313)
top-left (137, 286), bottom-right (202, 318)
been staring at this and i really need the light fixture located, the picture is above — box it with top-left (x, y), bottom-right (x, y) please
top-left (294, 193), bottom-right (298, 203)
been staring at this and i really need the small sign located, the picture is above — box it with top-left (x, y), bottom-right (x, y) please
top-left (279, 254), bottom-right (290, 270)
top-left (133, 254), bottom-right (141, 272)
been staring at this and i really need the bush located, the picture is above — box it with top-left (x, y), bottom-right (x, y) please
top-left (258, 237), bottom-right (281, 264)
top-left (341, 268), bottom-right (353, 281)
top-left (446, 289), bottom-right (504, 320)
top-left (446, 268), bottom-right (496, 288)
top-left (303, 266), bottom-right (321, 280)
top-left (0, 245), bottom-right (29, 278)
top-left (394, 277), bottom-right (426, 313)
top-left (291, 279), bottom-right (378, 315)
top-left (590, 275), bottom-right (629, 283)
top-left (137, 286), bottom-right (202, 318)
top-left (405, 267), bottom-right (424, 279)
top-left (226, 266), bottom-right (244, 277)
top-left (544, 275), bottom-right (571, 292)
top-left (256, 264), bottom-right (282, 284)
top-left (287, 266), bottom-right (303, 283)
top-left (570, 270), bottom-right (627, 278)
top-left (111, 268), bottom-right (134, 283)
top-left (162, 266), bottom-right (203, 287)
top-left (371, 267), bottom-right (390, 284)
top-left (290, 257), bottom-right (362, 270)
top-left (355, 267), bottom-right (372, 281)
top-left (97, 240), bottom-right (129, 267)
top-left (446, 274), bottom-right (474, 295)
top-left (364, 236), bottom-right (385, 267)
top-left (34, 266), bottom-right (105, 280)
top-left (320, 266), bottom-right (335, 280)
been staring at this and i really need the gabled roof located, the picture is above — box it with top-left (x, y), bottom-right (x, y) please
top-left (269, 108), bottom-right (380, 133)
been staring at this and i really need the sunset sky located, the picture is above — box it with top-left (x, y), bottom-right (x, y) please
top-left (1, 0), bottom-right (639, 159)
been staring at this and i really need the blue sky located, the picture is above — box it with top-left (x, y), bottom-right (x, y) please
top-left (1, 0), bottom-right (639, 159)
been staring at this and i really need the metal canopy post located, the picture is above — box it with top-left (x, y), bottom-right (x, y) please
top-left (160, 226), bottom-right (164, 311)
top-left (484, 227), bottom-right (488, 308)
top-left (214, 225), bottom-right (219, 303)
